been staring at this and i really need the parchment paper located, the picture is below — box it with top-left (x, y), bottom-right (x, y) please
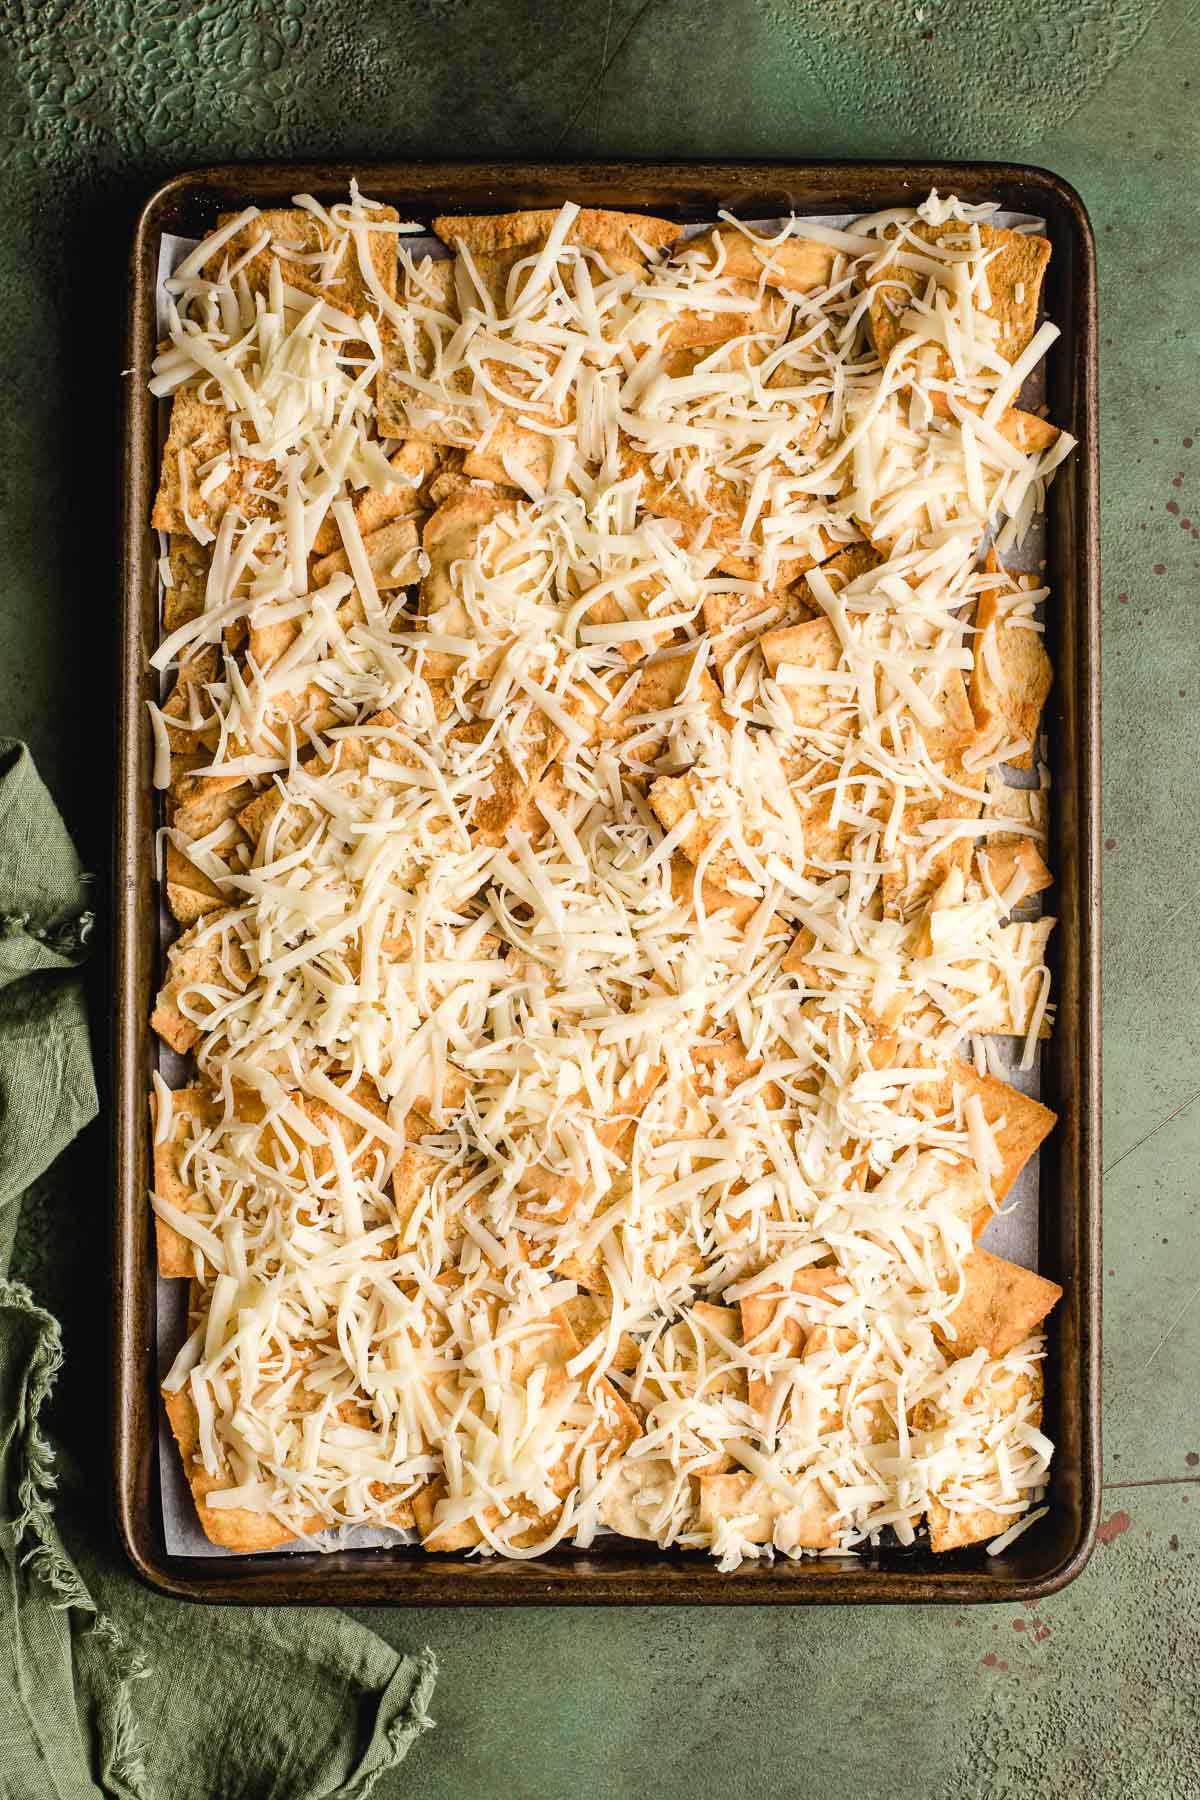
top-left (152, 207), bottom-right (1052, 1554)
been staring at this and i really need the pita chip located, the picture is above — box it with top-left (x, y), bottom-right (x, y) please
top-left (312, 438), bottom-right (442, 555)
top-left (163, 1386), bottom-right (326, 1551)
top-left (935, 1249), bottom-right (1062, 1360)
top-left (433, 207), bottom-right (679, 299)
top-left (970, 564), bottom-right (1053, 770)
top-left (151, 386), bottom-right (271, 539)
top-left (697, 1470), bottom-right (838, 1551)
top-left (206, 203), bottom-right (399, 331)
top-left (150, 1084), bottom-right (218, 1278)
top-left (868, 221), bottom-right (1051, 373)
top-left (312, 516), bottom-right (423, 591)
top-left (926, 1493), bottom-right (1012, 1554)
top-left (151, 914), bottom-right (250, 1054)
top-left (976, 838), bottom-right (1053, 908)
top-left (759, 615), bottom-right (846, 730)
top-left (164, 839), bottom-right (229, 925)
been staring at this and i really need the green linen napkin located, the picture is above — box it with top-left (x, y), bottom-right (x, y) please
top-left (0, 740), bottom-right (436, 1799)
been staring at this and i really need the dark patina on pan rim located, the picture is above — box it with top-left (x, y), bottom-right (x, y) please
top-left (114, 159), bottom-right (1101, 1606)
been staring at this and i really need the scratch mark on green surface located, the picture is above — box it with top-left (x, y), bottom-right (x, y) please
top-left (1144, 1280), bottom-right (1200, 1366)
top-left (1103, 1083), bottom-right (1200, 1176)
top-left (591, 0), bottom-right (616, 150)
top-left (552, 0), bottom-right (662, 148)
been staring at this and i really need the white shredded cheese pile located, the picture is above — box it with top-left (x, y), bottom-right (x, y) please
top-left (148, 185), bottom-right (1068, 1564)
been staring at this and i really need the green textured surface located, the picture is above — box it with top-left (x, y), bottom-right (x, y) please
top-left (2, 1), bottom-right (1199, 1794)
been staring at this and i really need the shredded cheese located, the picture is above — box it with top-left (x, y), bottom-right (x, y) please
top-left (147, 190), bottom-right (1067, 1568)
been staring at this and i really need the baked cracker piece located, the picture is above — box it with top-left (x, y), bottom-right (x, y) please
top-left (312, 515), bottom-right (423, 591)
top-left (685, 224), bottom-right (839, 295)
top-left (412, 1304), bottom-right (642, 1552)
top-left (164, 839), bottom-right (230, 926)
top-left (206, 203), bottom-right (400, 331)
top-left (976, 837), bottom-right (1052, 908)
top-left (424, 208), bottom-right (679, 488)
top-left (151, 386), bottom-right (274, 540)
top-left (600, 645), bottom-right (727, 762)
top-left (620, 442), bottom-right (842, 589)
top-left (163, 1385), bottom-right (327, 1552)
top-left (739, 1266), bottom-right (846, 1416)
top-left (969, 556), bottom-right (1053, 771)
top-left (416, 486), bottom-right (519, 675)
top-left (432, 207), bottom-right (680, 297)
top-left (697, 1470), bottom-right (838, 1552)
top-left (867, 220), bottom-right (1051, 374)
top-left (934, 1248), bottom-right (1062, 1361)
top-left (894, 1046), bottom-right (1057, 1202)
top-left (151, 912), bottom-right (252, 1055)
top-left (923, 1362), bottom-right (1046, 1551)
top-left (311, 438), bottom-right (443, 555)
top-left (149, 1083), bottom-right (218, 1278)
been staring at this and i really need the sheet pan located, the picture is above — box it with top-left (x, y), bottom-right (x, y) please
top-left (115, 161), bottom-right (1100, 1605)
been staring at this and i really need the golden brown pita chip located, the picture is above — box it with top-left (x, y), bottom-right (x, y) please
top-left (460, 416), bottom-right (558, 489)
top-left (312, 516), bottom-right (422, 591)
top-left (976, 837), bottom-right (1052, 907)
top-left (648, 772), bottom-right (731, 880)
top-left (560, 1295), bottom-right (641, 1374)
top-left (151, 915), bottom-right (251, 1054)
top-left (868, 221), bottom-right (1051, 372)
top-left (312, 439), bottom-right (442, 555)
top-left (996, 407), bottom-right (1061, 455)
top-left (162, 534), bottom-right (211, 634)
top-left (164, 839), bottom-right (228, 925)
top-left (417, 486), bottom-right (517, 673)
top-left (234, 705), bottom-right (404, 845)
top-left (703, 541), bottom-right (878, 678)
top-left (303, 1075), bottom-right (395, 1178)
top-left (160, 644), bottom-right (222, 760)
top-left (163, 1387), bottom-right (324, 1551)
top-left (702, 586), bottom-right (811, 675)
top-left (415, 209), bottom-right (677, 486)
top-left (918, 668), bottom-right (978, 758)
top-left (150, 1084), bottom-right (217, 1277)
top-left (660, 275), bottom-right (777, 353)
top-left (433, 207), bottom-right (679, 290)
top-left (598, 1458), bottom-right (687, 1541)
top-left (739, 1266), bottom-right (845, 1415)
top-left (689, 225), bottom-right (838, 294)
top-left (415, 1305), bottom-right (641, 1552)
top-left (209, 203), bottom-right (399, 331)
top-left (926, 1494), bottom-right (1011, 1553)
top-left (377, 256), bottom-right (465, 442)
top-left (880, 748), bottom-right (986, 918)
top-left (514, 1063), bottom-right (665, 1220)
top-left (621, 445), bottom-right (837, 588)
top-left (970, 564), bottom-right (1053, 770)
top-left (450, 712), bottom-right (566, 848)
top-left (935, 1249), bottom-right (1062, 1360)
top-left (169, 774), bottom-right (255, 845)
top-left (426, 465), bottom-right (476, 508)
top-left (652, 770), bottom-right (856, 891)
top-left (760, 615), bottom-right (845, 730)
top-left (601, 646), bottom-right (726, 761)
top-left (579, 573), bottom-right (681, 665)
top-left (980, 770), bottom-right (1048, 846)
top-left (697, 1470), bottom-right (837, 1550)
top-left (907, 1051), bottom-right (1057, 1202)
top-left (669, 854), bottom-right (791, 938)
top-left (151, 386), bottom-right (272, 539)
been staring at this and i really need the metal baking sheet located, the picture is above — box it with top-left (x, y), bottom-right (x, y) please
top-left (115, 162), bottom-right (1100, 1607)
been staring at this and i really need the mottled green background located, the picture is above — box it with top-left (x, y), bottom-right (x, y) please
top-left (2, 1), bottom-right (1199, 1794)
